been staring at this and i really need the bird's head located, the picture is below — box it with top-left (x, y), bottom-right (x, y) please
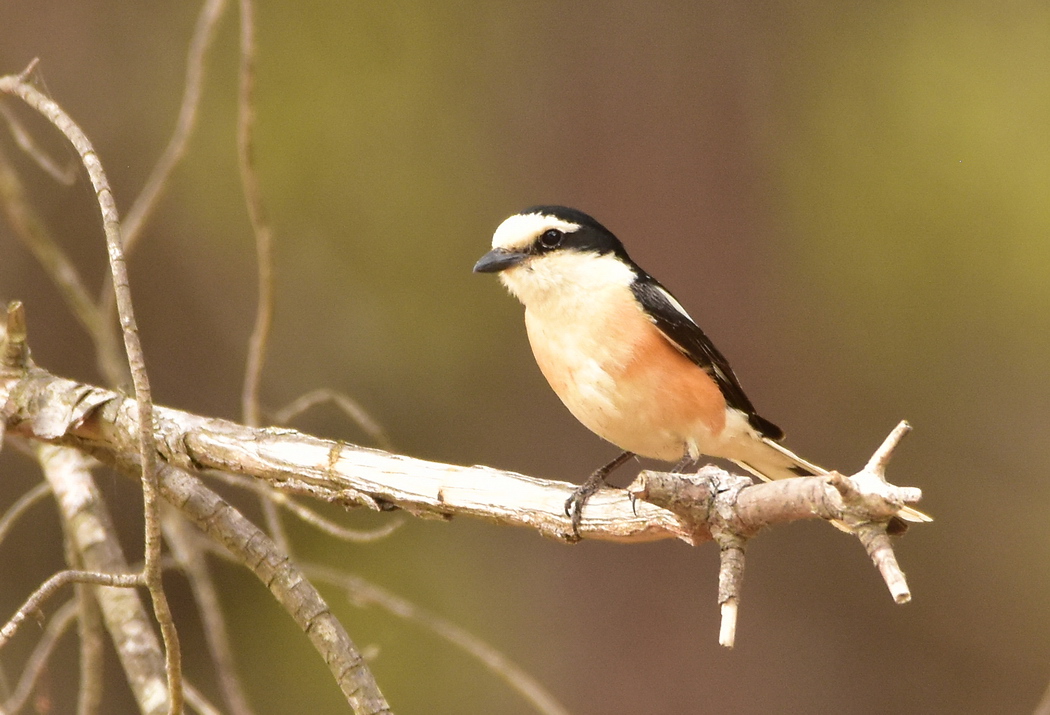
top-left (473, 206), bottom-right (636, 306)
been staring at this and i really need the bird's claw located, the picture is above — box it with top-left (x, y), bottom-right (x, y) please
top-left (563, 487), bottom-right (591, 543)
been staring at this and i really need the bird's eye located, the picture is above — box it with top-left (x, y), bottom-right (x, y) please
top-left (538, 229), bottom-right (563, 249)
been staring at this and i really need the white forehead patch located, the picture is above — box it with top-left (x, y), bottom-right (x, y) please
top-left (491, 212), bottom-right (582, 251)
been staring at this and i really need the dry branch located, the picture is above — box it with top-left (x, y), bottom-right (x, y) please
top-left (2, 353), bottom-right (928, 647)
top-left (37, 444), bottom-right (169, 715)
top-left (1, 365), bottom-right (928, 549)
top-left (0, 67), bottom-right (184, 710)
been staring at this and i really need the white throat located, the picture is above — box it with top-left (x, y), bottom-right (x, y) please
top-left (498, 251), bottom-right (636, 314)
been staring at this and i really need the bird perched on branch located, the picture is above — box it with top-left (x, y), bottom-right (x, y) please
top-left (474, 205), bottom-right (930, 539)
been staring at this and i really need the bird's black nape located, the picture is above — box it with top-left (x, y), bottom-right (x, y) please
top-left (521, 205), bottom-right (635, 265)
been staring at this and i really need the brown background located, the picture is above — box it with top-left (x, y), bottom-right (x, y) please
top-left (1, 2), bottom-right (1048, 713)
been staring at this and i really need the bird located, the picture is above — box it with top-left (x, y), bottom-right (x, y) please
top-left (473, 205), bottom-right (930, 539)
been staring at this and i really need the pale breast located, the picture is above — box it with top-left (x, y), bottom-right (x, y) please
top-left (524, 286), bottom-right (728, 461)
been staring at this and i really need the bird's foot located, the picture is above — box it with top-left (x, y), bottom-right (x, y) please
top-left (563, 479), bottom-right (603, 543)
top-left (672, 456), bottom-right (697, 473)
top-left (563, 451), bottom-right (635, 543)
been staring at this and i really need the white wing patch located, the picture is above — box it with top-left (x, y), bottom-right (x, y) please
top-left (652, 284), bottom-right (694, 321)
top-left (644, 284), bottom-right (738, 389)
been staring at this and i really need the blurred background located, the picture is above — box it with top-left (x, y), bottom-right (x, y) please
top-left (1, 1), bottom-right (1048, 713)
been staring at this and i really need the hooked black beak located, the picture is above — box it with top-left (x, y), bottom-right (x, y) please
top-left (473, 247), bottom-right (527, 274)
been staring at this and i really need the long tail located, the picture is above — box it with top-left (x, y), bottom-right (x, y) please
top-left (732, 437), bottom-right (932, 524)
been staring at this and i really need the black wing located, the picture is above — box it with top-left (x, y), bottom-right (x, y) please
top-left (630, 278), bottom-right (784, 441)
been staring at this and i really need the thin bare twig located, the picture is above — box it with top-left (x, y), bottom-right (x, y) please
top-left (163, 514), bottom-right (256, 715)
top-left (865, 420), bottom-right (912, 474)
top-left (0, 145), bottom-right (126, 386)
top-left (715, 533), bottom-right (746, 649)
top-left (0, 482), bottom-right (52, 548)
top-left (0, 599), bottom-right (77, 715)
top-left (206, 470), bottom-right (404, 543)
top-left (237, 0), bottom-right (275, 430)
top-left (0, 570), bottom-right (144, 649)
top-left (70, 541), bottom-right (104, 715)
top-left (273, 389), bottom-right (393, 451)
top-left (855, 522), bottom-right (910, 604)
top-left (41, 444), bottom-right (169, 715)
top-left (183, 681), bottom-right (224, 715)
top-left (97, 0), bottom-right (231, 373)
top-left (0, 102), bottom-right (77, 184)
top-left (158, 465), bottom-right (392, 714)
top-left (306, 564), bottom-right (572, 715)
top-left (121, 0), bottom-right (230, 253)
top-left (0, 70), bottom-right (182, 711)
top-left (234, 0), bottom-right (288, 564)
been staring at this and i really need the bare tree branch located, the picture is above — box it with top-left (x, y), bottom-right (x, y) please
top-left (305, 564), bottom-right (572, 715)
top-left (2, 298), bottom-right (928, 700)
top-left (0, 569), bottom-right (144, 651)
top-left (37, 444), bottom-right (168, 715)
top-left (158, 465), bottom-right (392, 714)
top-left (0, 145), bottom-right (126, 387)
top-left (162, 515), bottom-right (256, 715)
top-left (3, 363), bottom-right (926, 581)
top-left (0, 67), bottom-right (183, 711)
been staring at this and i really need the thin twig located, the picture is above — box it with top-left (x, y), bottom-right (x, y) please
top-left (306, 564), bottom-right (572, 715)
top-left (855, 523), bottom-right (911, 604)
top-left (120, 0), bottom-right (230, 253)
top-left (41, 443), bottom-right (170, 715)
top-left (0, 599), bottom-right (78, 714)
top-left (235, 0), bottom-right (288, 563)
top-left (72, 547), bottom-right (105, 715)
top-left (0, 148), bottom-right (125, 386)
top-left (0, 482), bottom-right (52, 549)
top-left (273, 388), bottom-right (393, 450)
top-left (715, 534), bottom-right (746, 649)
top-left (206, 470), bottom-right (404, 543)
top-left (0, 570), bottom-right (144, 649)
top-left (183, 680), bottom-right (224, 715)
top-left (864, 420), bottom-right (912, 476)
top-left (163, 514), bottom-right (256, 715)
top-left (237, 0), bottom-right (275, 430)
top-left (0, 102), bottom-right (77, 184)
top-left (158, 465), bottom-right (392, 714)
top-left (0, 71), bottom-right (182, 710)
